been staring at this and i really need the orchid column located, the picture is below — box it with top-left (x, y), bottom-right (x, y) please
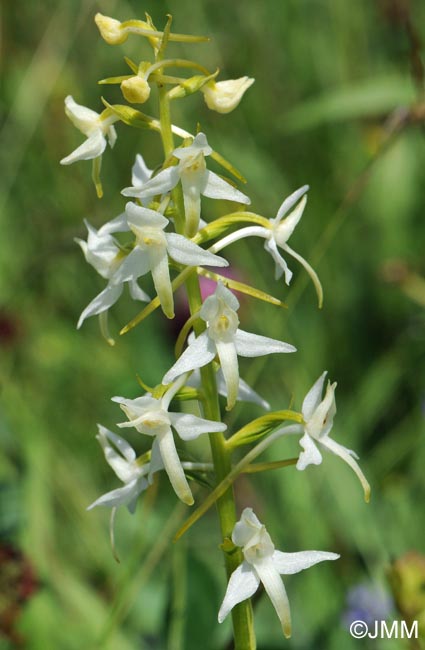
top-left (62, 11), bottom-right (369, 649)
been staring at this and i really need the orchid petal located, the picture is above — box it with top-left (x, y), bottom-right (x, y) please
top-left (200, 283), bottom-right (239, 322)
top-left (272, 550), bottom-right (340, 575)
top-left (170, 412), bottom-right (226, 440)
top-left (234, 329), bottom-right (296, 357)
top-left (166, 232), bottom-right (228, 268)
top-left (174, 133), bottom-right (212, 159)
top-left (87, 477), bottom-right (147, 510)
top-left (97, 424), bottom-right (136, 463)
top-left (202, 170), bottom-right (250, 205)
top-left (101, 446), bottom-right (137, 483)
top-left (112, 394), bottom-right (157, 411)
top-left (98, 212), bottom-right (130, 235)
top-left (296, 433), bottom-right (323, 470)
top-left (77, 283), bottom-right (123, 328)
top-left (128, 278), bottom-right (150, 302)
top-left (306, 381), bottom-right (336, 439)
top-left (112, 247), bottom-right (151, 285)
top-left (64, 95), bottom-right (100, 134)
top-left (302, 372), bottom-right (327, 420)
top-left (122, 166), bottom-right (179, 198)
top-left (281, 243), bottom-right (323, 308)
top-left (274, 196), bottom-right (307, 241)
top-left (215, 339), bottom-right (240, 410)
top-left (149, 438), bottom-right (164, 481)
top-left (157, 428), bottom-right (194, 505)
top-left (163, 332), bottom-right (215, 384)
top-left (232, 508), bottom-right (263, 546)
top-left (274, 185), bottom-right (309, 224)
top-left (264, 237), bottom-right (293, 283)
top-left (60, 129), bottom-right (106, 165)
top-left (76, 221), bottom-right (120, 279)
top-left (320, 437), bottom-right (371, 501)
top-left (149, 247), bottom-right (174, 318)
top-left (216, 282), bottom-right (240, 310)
top-left (132, 153), bottom-right (153, 187)
top-left (253, 557), bottom-right (292, 638)
top-left (181, 172), bottom-right (203, 236)
top-left (125, 201), bottom-right (169, 229)
top-left (218, 561), bottom-right (260, 623)
top-left (106, 125), bottom-right (117, 148)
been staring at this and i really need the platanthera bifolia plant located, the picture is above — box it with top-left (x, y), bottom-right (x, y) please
top-left (61, 12), bottom-right (370, 648)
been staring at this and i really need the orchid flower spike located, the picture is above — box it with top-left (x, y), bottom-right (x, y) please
top-left (122, 133), bottom-right (250, 236)
top-left (218, 508), bottom-right (339, 638)
top-left (163, 283), bottom-right (295, 410)
top-left (278, 372), bottom-right (370, 501)
top-left (76, 220), bottom-right (149, 330)
top-left (113, 377), bottom-right (227, 505)
top-left (201, 76), bottom-right (255, 114)
top-left (213, 185), bottom-right (323, 307)
top-left (112, 202), bottom-right (228, 319)
top-left (60, 96), bottom-right (118, 166)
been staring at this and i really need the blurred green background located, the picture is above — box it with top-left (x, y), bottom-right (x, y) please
top-left (1, 0), bottom-right (425, 648)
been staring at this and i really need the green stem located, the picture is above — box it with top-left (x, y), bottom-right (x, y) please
top-left (185, 270), bottom-right (256, 650)
top-left (157, 77), bottom-right (256, 650)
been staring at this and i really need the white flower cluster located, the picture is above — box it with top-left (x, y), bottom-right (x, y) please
top-left (62, 17), bottom-right (370, 641)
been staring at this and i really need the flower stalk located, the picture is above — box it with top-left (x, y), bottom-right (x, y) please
top-left (158, 73), bottom-right (256, 645)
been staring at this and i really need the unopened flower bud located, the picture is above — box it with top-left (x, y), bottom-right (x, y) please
top-left (95, 13), bottom-right (128, 45)
top-left (202, 76), bottom-right (254, 114)
top-left (120, 76), bottom-right (151, 104)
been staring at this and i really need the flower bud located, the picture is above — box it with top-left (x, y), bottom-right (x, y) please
top-left (120, 76), bottom-right (151, 104)
top-left (95, 13), bottom-right (128, 45)
top-left (202, 76), bottom-right (254, 114)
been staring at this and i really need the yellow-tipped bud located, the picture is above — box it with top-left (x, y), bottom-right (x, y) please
top-left (202, 76), bottom-right (255, 114)
top-left (95, 13), bottom-right (128, 45)
top-left (120, 76), bottom-right (151, 104)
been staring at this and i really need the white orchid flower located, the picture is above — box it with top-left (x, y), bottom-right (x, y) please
top-left (212, 185), bottom-right (323, 307)
top-left (278, 372), bottom-right (370, 501)
top-left (60, 95), bottom-right (118, 166)
top-left (113, 377), bottom-right (227, 505)
top-left (218, 508), bottom-right (339, 638)
top-left (113, 202), bottom-right (229, 318)
top-left (163, 283), bottom-right (295, 410)
top-left (188, 365), bottom-right (270, 410)
top-left (76, 220), bottom-right (150, 329)
top-left (87, 425), bottom-right (158, 513)
top-left (122, 133), bottom-right (250, 236)
top-left (201, 76), bottom-right (254, 114)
